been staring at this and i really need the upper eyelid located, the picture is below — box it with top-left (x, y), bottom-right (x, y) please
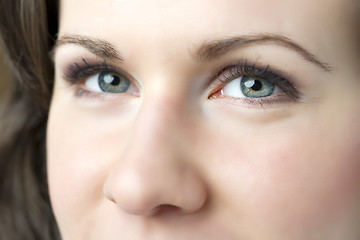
top-left (63, 63), bottom-right (107, 83)
top-left (215, 63), bottom-right (275, 83)
top-left (63, 57), bottom-right (299, 99)
top-left (62, 60), bottom-right (145, 94)
top-left (64, 59), bottom-right (124, 83)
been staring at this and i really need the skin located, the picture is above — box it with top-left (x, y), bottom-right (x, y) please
top-left (47, 0), bottom-right (360, 239)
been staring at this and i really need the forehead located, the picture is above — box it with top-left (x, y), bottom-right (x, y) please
top-left (59, 0), bottom-right (348, 33)
top-left (59, 0), bottom-right (354, 65)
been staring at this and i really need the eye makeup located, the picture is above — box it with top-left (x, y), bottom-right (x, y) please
top-left (63, 58), bottom-right (118, 84)
top-left (208, 60), bottom-right (302, 106)
top-left (60, 57), bottom-right (301, 107)
top-left (61, 57), bottom-right (139, 98)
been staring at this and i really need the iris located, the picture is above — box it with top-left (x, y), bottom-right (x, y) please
top-left (240, 76), bottom-right (275, 98)
top-left (99, 72), bottom-right (130, 93)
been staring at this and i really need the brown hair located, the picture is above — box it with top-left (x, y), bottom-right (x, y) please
top-left (0, 0), bottom-right (359, 239)
top-left (0, 0), bottom-right (60, 239)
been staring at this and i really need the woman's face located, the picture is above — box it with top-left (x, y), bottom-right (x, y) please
top-left (47, 0), bottom-right (360, 239)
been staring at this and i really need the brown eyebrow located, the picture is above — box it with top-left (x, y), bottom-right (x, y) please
top-left (192, 33), bottom-right (332, 72)
top-left (53, 33), bottom-right (331, 72)
top-left (53, 34), bottom-right (123, 62)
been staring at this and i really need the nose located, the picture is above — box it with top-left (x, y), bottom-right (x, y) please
top-left (103, 100), bottom-right (207, 216)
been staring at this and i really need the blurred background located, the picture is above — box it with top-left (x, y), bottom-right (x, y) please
top-left (0, 44), bottom-right (11, 104)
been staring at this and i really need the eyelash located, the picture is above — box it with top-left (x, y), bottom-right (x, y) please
top-left (208, 61), bottom-right (300, 102)
top-left (64, 58), bottom-right (115, 84)
top-left (63, 58), bottom-right (132, 98)
top-left (62, 58), bottom-right (300, 103)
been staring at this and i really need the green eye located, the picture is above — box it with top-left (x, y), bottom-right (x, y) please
top-left (240, 76), bottom-right (275, 98)
top-left (99, 72), bottom-right (130, 93)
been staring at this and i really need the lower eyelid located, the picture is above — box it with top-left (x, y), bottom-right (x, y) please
top-left (210, 92), bottom-right (297, 107)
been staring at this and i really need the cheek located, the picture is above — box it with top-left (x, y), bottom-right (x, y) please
top-left (202, 110), bottom-right (360, 238)
top-left (254, 136), bottom-right (360, 224)
top-left (46, 102), bottom-right (132, 231)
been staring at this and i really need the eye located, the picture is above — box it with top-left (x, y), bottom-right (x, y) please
top-left (209, 62), bottom-right (300, 104)
top-left (222, 75), bottom-right (280, 98)
top-left (85, 72), bottom-right (131, 93)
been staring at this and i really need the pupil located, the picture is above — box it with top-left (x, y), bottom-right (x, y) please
top-left (103, 74), bottom-right (121, 86)
top-left (99, 72), bottom-right (130, 93)
top-left (251, 80), bottom-right (262, 91)
top-left (110, 76), bottom-right (120, 86)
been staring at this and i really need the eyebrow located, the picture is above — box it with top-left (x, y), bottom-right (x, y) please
top-left (193, 33), bottom-right (331, 71)
top-left (53, 33), bottom-right (331, 72)
top-left (53, 34), bottom-right (123, 62)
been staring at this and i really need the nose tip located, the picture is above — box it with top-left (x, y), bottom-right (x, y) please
top-left (103, 166), bottom-right (207, 217)
top-left (104, 173), bottom-right (165, 216)
top-left (103, 94), bottom-right (207, 217)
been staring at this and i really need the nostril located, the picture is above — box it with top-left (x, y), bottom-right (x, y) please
top-left (108, 196), bottom-right (116, 204)
top-left (152, 204), bottom-right (181, 216)
top-left (103, 157), bottom-right (208, 217)
top-left (103, 184), bottom-right (116, 204)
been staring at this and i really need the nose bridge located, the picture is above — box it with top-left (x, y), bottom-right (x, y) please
top-left (104, 90), bottom-right (207, 216)
top-left (122, 95), bottom-right (182, 177)
top-left (133, 91), bottom-right (181, 153)
top-left (128, 69), bottom-right (192, 158)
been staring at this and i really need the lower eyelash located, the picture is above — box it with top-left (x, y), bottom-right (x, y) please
top-left (74, 88), bottom-right (99, 98)
top-left (63, 57), bottom-right (300, 104)
top-left (210, 92), bottom-right (299, 109)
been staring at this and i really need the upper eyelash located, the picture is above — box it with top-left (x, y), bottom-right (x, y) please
top-left (217, 60), bottom-right (270, 83)
top-left (63, 58), bottom-right (300, 100)
top-left (213, 60), bottom-right (300, 99)
top-left (63, 58), bottom-right (116, 84)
